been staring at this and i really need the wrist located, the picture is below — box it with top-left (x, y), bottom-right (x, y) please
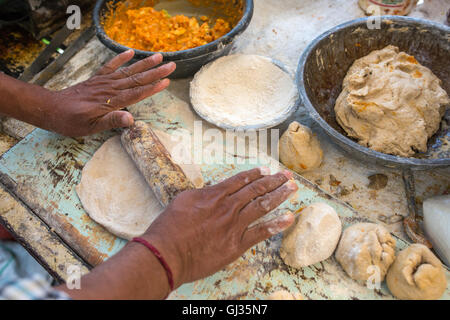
top-left (40, 89), bottom-right (62, 132)
top-left (125, 240), bottom-right (172, 299)
top-left (141, 230), bottom-right (187, 289)
top-left (60, 240), bottom-right (176, 300)
top-left (0, 73), bottom-right (58, 129)
top-left (22, 84), bottom-right (60, 132)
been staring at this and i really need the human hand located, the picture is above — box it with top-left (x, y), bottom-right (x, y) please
top-left (143, 168), bottom-right (298, 289)
top-left (46, 50), bottom-right (175, 137)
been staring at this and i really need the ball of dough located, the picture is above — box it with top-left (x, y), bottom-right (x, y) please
top-left (279, 121), bottom-right (323, 173)
top-left (268, 290), bottom-right (303, 300)
top-left (280, 202), bottom-right (342, 268)
top-left (335, 223), bottom-right (396, 281)
top-left (386, 244), bottom-right (447, 300)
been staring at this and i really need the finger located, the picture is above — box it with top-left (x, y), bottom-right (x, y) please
top-left (93, 110), bottom-right (134, 133)
top-left (230, 171), bottom-right (293, 211)
top-left (109, 78), bottom-right (171, 108)
top-left (114, 62), bottom-right (176, 90)
top-left (240, 180), bottom-right (298, 227)
top-left (212, 167), bottom-right (269, 195)
top-left (241, 212), bottom-right (295, 249)
top-left (96, 49), bottom-right (135, 76)
top-left (113, 53), bottom-right (164, 79)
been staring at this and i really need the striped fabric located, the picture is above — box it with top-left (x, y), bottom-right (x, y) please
top-left (0, 274), bottom-right (70, 300)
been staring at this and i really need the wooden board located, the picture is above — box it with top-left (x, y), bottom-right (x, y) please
top-left (1, 0), bottom-right (448, 300)
top-left (0, 88), bottom-right (449, 300)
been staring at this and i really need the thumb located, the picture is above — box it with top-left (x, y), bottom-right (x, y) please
top-left (95, 111), bottom-right (134, 132)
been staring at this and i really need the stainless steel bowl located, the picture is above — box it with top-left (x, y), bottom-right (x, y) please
top-left (297, 16), bottom-right (450, 170)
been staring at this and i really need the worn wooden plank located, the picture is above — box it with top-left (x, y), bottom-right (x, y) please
top-left (0, 184), bottom-right (90, 282)
top-left (0, 129), bottom-right (126, 266)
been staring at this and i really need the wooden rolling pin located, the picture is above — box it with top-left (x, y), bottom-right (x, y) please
top-left (121, 121), bottom-right (195, 207)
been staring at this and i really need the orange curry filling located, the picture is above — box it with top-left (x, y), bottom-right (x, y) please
top-left (103, 0), bottom-right (234, 52)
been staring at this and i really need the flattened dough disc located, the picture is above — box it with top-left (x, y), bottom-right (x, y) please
top-left (76, 136), bottom-right (163, 240)
top-left (76, 132), bottom-right (204, 240)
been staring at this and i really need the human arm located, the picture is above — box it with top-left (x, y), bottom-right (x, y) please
top-left (0, 50), bottom-right (176, 137)
top-left (56, 168), bottom-right (298, 300)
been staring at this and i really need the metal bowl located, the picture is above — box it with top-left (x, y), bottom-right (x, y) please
top-left (93, 0), bottom-right (253, 79)
top-left (297, 16), bottom-right (450, 170)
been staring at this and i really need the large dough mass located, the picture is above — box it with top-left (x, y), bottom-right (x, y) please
top-left (335, 45), bottom-right (449, 157)
top-left (77, 132), bottom-right (203, 240)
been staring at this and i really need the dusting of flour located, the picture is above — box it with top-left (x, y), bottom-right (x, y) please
top-left (190, 54), bottom-right (298, 128)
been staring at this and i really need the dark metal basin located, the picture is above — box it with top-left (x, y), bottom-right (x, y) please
top-left (297, 16), bottom-right (450, 170)
top-left (93, 0), bottom-right (253, 79)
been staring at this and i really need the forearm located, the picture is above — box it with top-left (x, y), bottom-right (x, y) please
top-left (56, 241), bottom-right (172, 300)
top-left (0, 72), bottom-right (55, 129)
top-left (54, 167), bottom-right (296, 300)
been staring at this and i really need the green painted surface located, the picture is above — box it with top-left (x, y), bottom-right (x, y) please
top-left (0, 92), bottom-right (448, 299)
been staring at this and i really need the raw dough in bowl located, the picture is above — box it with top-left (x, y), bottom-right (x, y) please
top-left (335, 45), bottom-right (449, 157)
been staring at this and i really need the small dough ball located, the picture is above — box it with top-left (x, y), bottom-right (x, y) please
top-left (268, 290), bottom-right (303, 300)
top-left (386, 244), bottom-right (447, 300)
top-left (280, 202), bottom-right (342, 268)
top-left (279, 121), bottom-right (323, 173)
top-left (335, 223), bottom-right (396, 281)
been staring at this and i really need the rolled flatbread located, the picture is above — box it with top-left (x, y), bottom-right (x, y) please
top-left (76, 131), bottom-right (203, 240)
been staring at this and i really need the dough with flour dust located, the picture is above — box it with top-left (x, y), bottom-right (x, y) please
top-left (335, 223), bottom-right (396, 281)
top-left (386, 244), bottom-right (447, 300)
top-left (190, 54), bottom-right (298, 128)
top-left (335, 45), bottom-right (449, 157)
top-left (279, 121), bottom-right (323, 173)
top-left (77, 131), bottom-right (204, 240)
top-left (280, 203), bottom-right (342, 268)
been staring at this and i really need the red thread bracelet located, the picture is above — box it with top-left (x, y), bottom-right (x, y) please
top-left (132, 237), bottom-right (174, 293)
